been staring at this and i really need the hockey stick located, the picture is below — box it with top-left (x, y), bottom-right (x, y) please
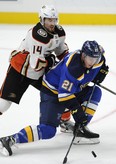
top-left (62, 84), bottom-right (96, 164)
top-left (96, 83), bottom-right (116, 95)
top-left (63, 134), bottom-right (76, 164)
top-left (86, 83), bottom-right (96, 108)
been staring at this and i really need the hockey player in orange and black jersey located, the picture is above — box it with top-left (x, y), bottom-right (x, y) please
top-left (0, 5), bottom-right (68, 115)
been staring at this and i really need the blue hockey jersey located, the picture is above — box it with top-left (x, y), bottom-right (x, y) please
top-left (42, 50), bottom-right (104, 103)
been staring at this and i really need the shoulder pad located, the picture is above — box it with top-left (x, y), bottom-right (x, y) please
top-left (67, 51), bottom-right (84, 79)
top-left (56, 25), bottom-right (63, 30)
top-left (32, 23), bottom-right (52, 44)
top-left (55, 25), bottom-right (66, 37)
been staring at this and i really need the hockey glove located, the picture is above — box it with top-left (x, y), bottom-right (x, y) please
top-left (71, 108), bottom-right (88, 137)
top-left (73, 116), bottom-right (88, 136)
top-left (73, 123), bottom-right (81, 136)
top-left (45, 54), bottom-right (56, 73)
top-left (93, 62), bottom-right (109, 84)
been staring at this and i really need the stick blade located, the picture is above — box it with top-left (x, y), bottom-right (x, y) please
top-left (63, 157), bottom-right (67, 164)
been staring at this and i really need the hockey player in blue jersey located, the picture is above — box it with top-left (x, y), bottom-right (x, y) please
top-left (0, 40), bottom-right (109, 156)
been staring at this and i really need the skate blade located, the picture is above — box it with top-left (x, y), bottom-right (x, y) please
top-left (73, 137), bottom-right (100, 145)
top-left (0, 147), bottom-right (10, 156)
top-left (60, 128), bottom-right (73, 133)
top-left (0, 141), bottom-right (12, 156)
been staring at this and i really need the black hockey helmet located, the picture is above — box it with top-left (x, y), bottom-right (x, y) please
top-left (82, 40), bottom-right (101, 58)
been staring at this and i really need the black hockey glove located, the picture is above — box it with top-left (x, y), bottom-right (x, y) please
top-left (73, 123), bottom-right (81, 136)
top-left (45, 54), bottom-right (56, 73)
top-left (73, 115), bottom-right (88, 136)
top-left (93, 62), bottom-right (109, 84)
top-left (71, 107), bottom-right (88, 136)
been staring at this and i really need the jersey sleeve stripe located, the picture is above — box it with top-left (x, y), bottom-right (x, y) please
top-left (42, 81), bottom-right (58, 94)
top-left (59, 94), bottom-right (76, 102)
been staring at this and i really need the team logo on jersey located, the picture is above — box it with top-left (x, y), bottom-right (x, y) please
top-left (37, 29), bottom-right (47, 37)
top-left (8, 93), bottom-right (16, 98)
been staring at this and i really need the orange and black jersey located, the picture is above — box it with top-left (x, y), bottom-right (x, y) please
top-left (9, 22), bottom-right (68, 80)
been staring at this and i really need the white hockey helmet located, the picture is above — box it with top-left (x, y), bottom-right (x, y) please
top-left (39, 5), bottom-right (58, 25)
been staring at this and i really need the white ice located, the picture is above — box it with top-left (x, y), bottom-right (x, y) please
top-left (0, 24), bottom-right (116, 164)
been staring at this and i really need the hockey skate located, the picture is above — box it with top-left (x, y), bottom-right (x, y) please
top-left (60, 120), bottom-right (75, 133)
top-left (73, 126), bottom-right (100, 145)
top-left (0, 136), bottom-right (15, 156)
top-left (60, 120), bottom-right (100, 145)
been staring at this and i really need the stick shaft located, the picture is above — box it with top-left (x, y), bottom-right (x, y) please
top-left (63, 134), bottom-right (76, 164)
top-left (97, 84), bottom-right (116, 95)
top-left (88, 84), bottom-right (96, 103)
top-left (63, 84), bottom-right (96, 163)
top-left (85, 84), bottom-right (96, 110)
top-left (65, 135), bottom-right (76, 157)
